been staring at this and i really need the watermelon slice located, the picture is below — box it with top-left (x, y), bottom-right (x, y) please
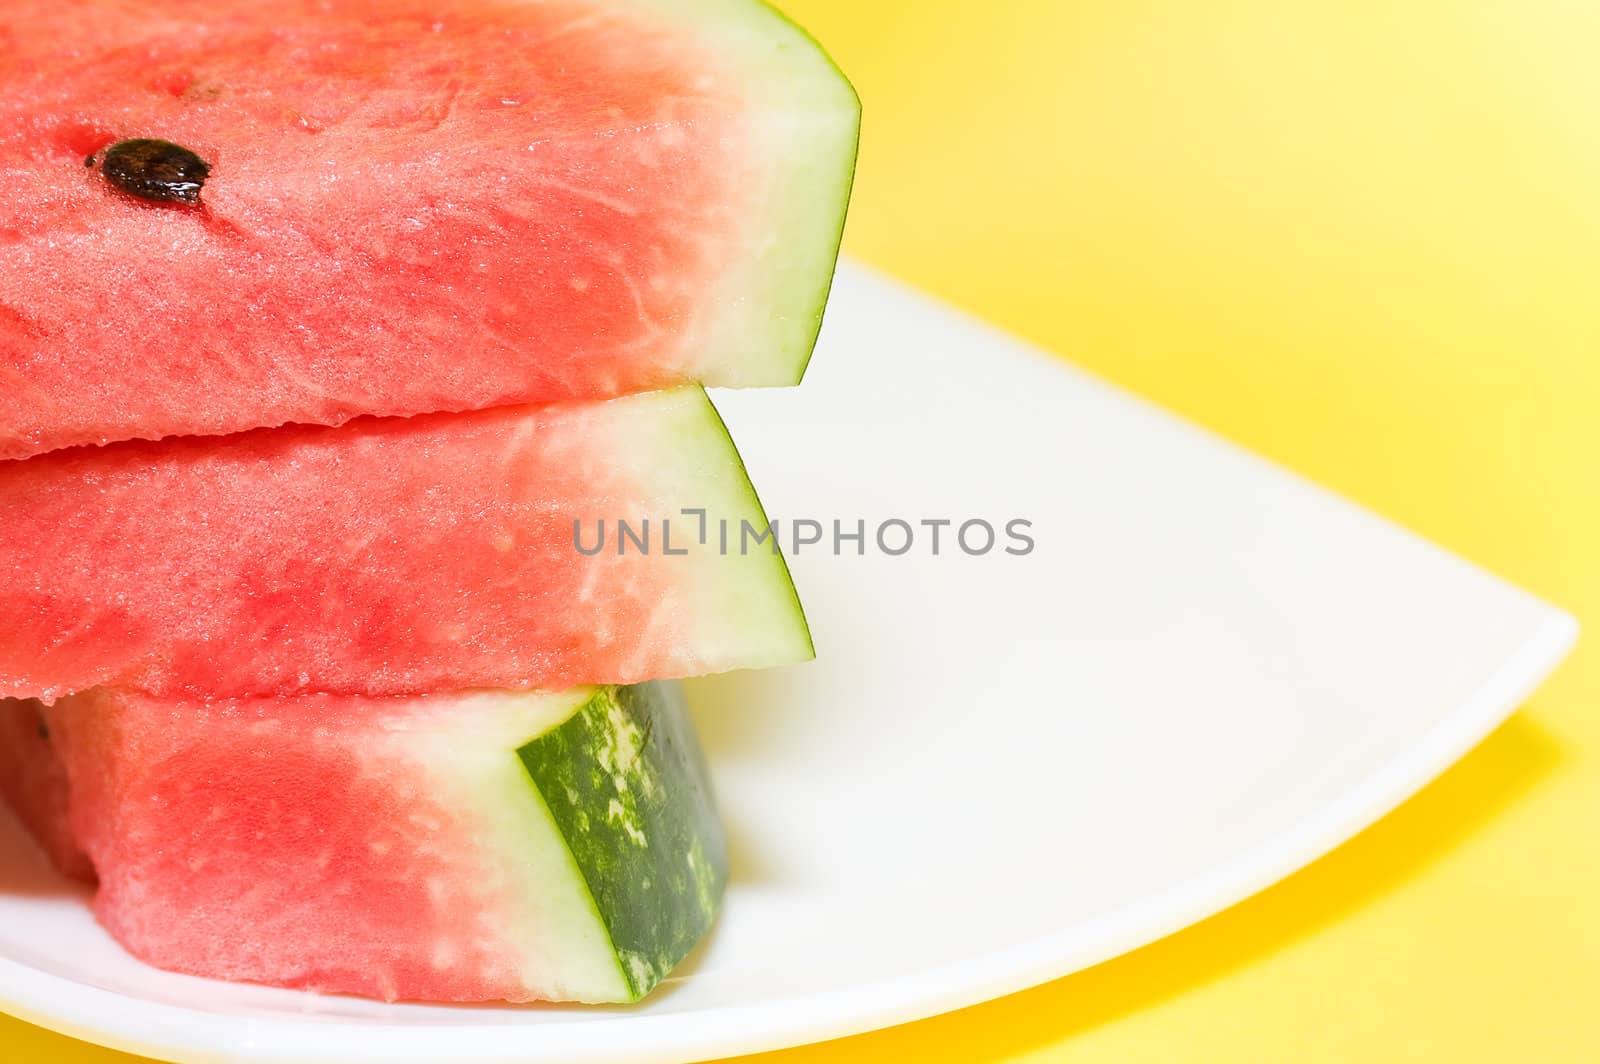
top-left (0, 0), bottom-right (859, 459)
top-left (0, 388), bottom-right (811, 702)
top-left (7, 681), bottom-right (726, 1003)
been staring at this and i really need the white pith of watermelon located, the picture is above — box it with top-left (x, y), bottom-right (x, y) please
top-left (6, 682), bottom-right (726, 1004)
top-left (0, 0), bottom-right (859, 459)
top-left (0, 387), bottom-right (811, 702)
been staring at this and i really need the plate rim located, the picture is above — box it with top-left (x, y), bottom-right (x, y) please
top-left (0, 263), bottom-right (1582, 1062)
top-left (0, 609), bottom-right (1575, 1064)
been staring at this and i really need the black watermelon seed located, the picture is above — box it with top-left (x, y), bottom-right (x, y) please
top-left (100, 138), bottom-right (211, 205)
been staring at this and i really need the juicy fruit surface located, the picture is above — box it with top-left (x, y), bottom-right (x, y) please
top-left (0, 0), bottom-right (856, 459)
top-left (21, 682), bottom-right (727, 1003)
top-left (0, 388), bottom-right (812, 701)
top-left (0, 700), bottom-right (91, 881)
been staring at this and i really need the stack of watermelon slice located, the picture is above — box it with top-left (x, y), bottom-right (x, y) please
top-left (0, 0), bottom-right (858, 1004)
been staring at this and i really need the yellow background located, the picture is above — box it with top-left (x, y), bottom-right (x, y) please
top-left (8, 1), bottom-right (1599, 1060)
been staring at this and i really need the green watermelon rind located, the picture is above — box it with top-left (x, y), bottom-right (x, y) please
top-left (7, 689), bottom-right (728, 1003)
top-left (697, 386), bottom-right (816, 662)
top-left (627, 387), bottom-right (816, 670)
top-left (288, 681), bottom-right (726, 1003)
top-left (624, 0), bottom-right (861, 388)
top-left (427, 682), bottom-right (727, 1002)
top-left (405, 689), bottom-right (633, 1001)
top-left (729, 0), bottom-right (862, 388)
top-left (517, 682), bottom-right (728, 1000)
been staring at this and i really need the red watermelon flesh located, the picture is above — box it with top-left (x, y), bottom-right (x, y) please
top-left (14, 682), bottom-right (727, 1003)
top-left (0, 699), bottom-right (92, 881)
top-left (0, 0), bottom-right (859, 459)
top-left (0, 388), bottom-right (811, 702)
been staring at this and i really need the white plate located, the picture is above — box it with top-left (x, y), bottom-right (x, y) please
top-left (0, 262), bottom-right (1577, 1063)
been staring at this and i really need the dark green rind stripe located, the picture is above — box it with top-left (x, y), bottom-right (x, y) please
top-left (517, 681), bottom-right (728, 1000)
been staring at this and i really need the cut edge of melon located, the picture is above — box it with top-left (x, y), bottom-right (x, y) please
top-left (696, 388), bottom-right (816, 662)
top-left (40, 682), bottom-right (726, 1005)
top-left (616, 387), bottom-right (815, 675)
top-left (516, 681), bottom-right (728, 1000)
top-left (634, 0), bottom-right (861, 388)
top-left (353, 681), bottom-right (729, 1003)
top-left (724, 0), bottom-right (860, 388)
top-left (406, 687), bottom-right (632, 1003)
